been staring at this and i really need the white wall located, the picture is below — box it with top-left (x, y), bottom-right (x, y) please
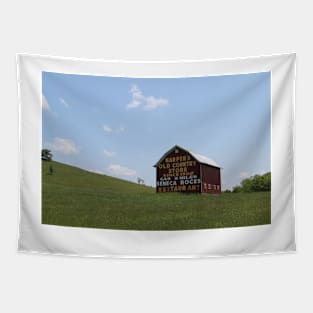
top-left (0, 1), bottom-right (311, 312)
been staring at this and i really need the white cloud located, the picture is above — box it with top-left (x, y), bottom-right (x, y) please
top-left (239, 172), bottom-right (249, 179)
top-left (130, 84), bottom-right (144, 99)
top-left (127, 84), bottom-right (169, 110)
top-left (60, 97), bottom-right (70, 108)
top-left (103, 125), bottom-right (113, 132)
top-left (107, 164), bottom-right (136, 177)
top-left (127, 99), bottom-right (141, 109)
top-left (103, 124), bottom-right (125, 133)
top-left (127, 85), bottom-right (143, 109)
top-left (47, 137), bottom-right (79, 155)
top-left (103, 149), bottom-right (115, 157)
top-left (144, 96), bottom-right (169, 110)
top-left (42, 94), bottom-right (59, 117)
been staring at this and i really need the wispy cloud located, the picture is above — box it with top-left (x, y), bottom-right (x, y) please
top-left (127, 85), bottom-right (144, 109)
top-left (103, 124), bottom-right (125, 133)
top-left (127, 84), bottom-right (169, 110)
top-left (144, 96), bottom-right (169, 110)
top-left (60, 97), bottom-right (70, 108)
top-left (42, 94), bottom-right (58, 117)
top-left (103, 125), bottom-right (113, 132)
top-left (46, 137), bottom-right (80, 155)
top-left (107, 164), bottom-right (136, 177)
top-left (103, 149), bottom-right (115, 157)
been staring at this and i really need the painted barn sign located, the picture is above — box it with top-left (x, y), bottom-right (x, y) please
top-left (154, 145), bottom-right (221, 193)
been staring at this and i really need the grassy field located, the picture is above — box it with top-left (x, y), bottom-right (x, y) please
top-left (42, 161), bottom-right (271, 230)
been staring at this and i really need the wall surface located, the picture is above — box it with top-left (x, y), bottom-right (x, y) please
top-left (201, 164), bottom-right (221, 193)
top-left (0, 1), bottom-right (312, 312)
top-left (156, 148), bottom-right (201, 192)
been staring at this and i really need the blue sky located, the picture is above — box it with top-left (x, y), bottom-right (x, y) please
top-left (42, 71), bottom-right (271, 190)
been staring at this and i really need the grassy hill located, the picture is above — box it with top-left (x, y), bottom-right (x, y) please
top-left (42, 161), bottom-right (271, 230)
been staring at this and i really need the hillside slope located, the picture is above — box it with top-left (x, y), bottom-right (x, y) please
top-left (42, 161), bottom-right (271, 230)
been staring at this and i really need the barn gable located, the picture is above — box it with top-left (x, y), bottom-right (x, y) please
top-left (154, 145), bottom-right (220, 168)
top-left (154, 145), bottom-right (221, 193)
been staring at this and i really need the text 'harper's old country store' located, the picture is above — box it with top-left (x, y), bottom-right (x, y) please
top-left (154, 145), bottom-right (221, 193)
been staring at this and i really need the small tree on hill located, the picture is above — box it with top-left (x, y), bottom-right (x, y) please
top-left (42, 149), bottom-right (53, 161)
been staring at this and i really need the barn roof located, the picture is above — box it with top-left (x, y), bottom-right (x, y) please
top-left (154, 145), bottom-right (220, 168)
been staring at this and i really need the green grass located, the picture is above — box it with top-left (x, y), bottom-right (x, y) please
top-left (42, 161), bottom-right (271, 230)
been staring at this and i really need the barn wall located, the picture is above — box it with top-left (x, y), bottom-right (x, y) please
top-left (156, 149), bottom-right (201, 193)
top-left (201, 164), bottom-right (221, 194)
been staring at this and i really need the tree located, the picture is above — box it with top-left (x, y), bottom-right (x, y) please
top-left (41, 149), bottom-right (53, 161)
top-left (232, 172), bottom-right (271, 192)
top-left (241, 177), bottom-right (253, 192)
top-left (262, 172), bottom-right (271, 191)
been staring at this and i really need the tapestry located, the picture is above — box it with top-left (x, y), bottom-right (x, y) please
top-left (17, 53), bottom-right (296, 257)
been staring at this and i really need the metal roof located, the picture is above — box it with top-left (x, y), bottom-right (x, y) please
top-left (154, 145), bottom-right (220, 168)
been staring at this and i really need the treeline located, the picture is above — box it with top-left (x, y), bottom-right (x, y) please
top-left (224, 172), bottom-right (271, 193)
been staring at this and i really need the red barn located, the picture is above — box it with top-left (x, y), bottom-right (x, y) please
top-left (154, 145), bottom-right (221, 194)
